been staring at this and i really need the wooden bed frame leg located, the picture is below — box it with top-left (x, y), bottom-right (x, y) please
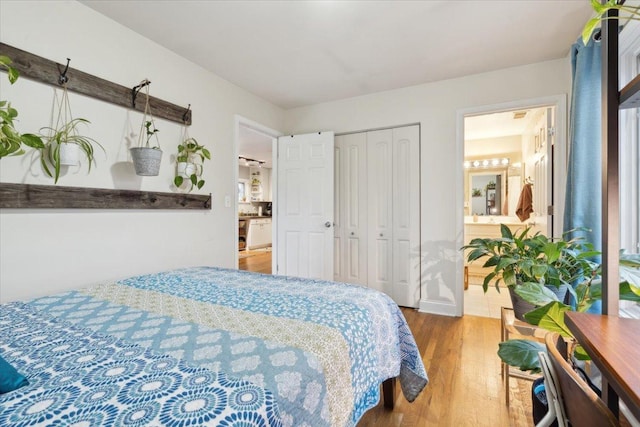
top-left (382, 377), bottom-right (396, 409)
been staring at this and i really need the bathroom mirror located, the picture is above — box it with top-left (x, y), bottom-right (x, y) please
top-left (468, 170), bottom-right (507, 216)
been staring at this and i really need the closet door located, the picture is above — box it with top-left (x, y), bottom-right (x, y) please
top-left (392, 125), bottom-right (420, 307)
top-left (367, 129), bottom-right (394, 296)
top-left (334, 133), bottom-right (368, 285)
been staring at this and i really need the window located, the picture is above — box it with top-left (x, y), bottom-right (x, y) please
top-left (238, 179), bottom-right (250, 203)
top-left (619, 22), bottom-right (640, 317)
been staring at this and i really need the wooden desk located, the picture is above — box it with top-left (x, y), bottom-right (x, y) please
top-left (565, 312), bottom-right (640, 421)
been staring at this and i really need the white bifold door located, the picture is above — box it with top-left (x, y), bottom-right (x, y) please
top-left (276, 132), bottom-right (335, 280)
top-left (334, 125), bottom-right (420, 307)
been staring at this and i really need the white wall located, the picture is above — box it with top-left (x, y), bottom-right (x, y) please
top-left (0, 1), bottom-right (284, 302)
top-left (284, 59), bottom-right (571, 316)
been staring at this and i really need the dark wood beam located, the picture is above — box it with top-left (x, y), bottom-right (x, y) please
top-left (0, 43), bottom-right (192, 125)
top-left (0, 183), bottom-right (211, 209)
top-left (601, 3), bottom-right (621, 314)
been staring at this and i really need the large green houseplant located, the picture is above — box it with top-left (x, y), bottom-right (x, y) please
top-left (464, 225), bottom-right (640, 372)
top-left (463, 225), bottom-right (600, 320)
top-left (0, 55), bottom-right (44, 158)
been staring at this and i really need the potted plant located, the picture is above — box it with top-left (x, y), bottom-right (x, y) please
top-left (40, 118), bottom-right (104, 184)
top-left (39, 83), bottom-right (103, 183)
top-left (498, 251), bottom-right (640, 373)
top-left (174, 136), bottom-right (210, 191)
top-left (462, 225), bottom-right (599, 321)
top-left (0, 55), bottom-right (44, 158)
top-left (130, 80), bottom-right (162, 176)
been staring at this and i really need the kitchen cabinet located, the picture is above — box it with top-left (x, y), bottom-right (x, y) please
top-left (238, 219), bottom-right (248, 250)
top-left (247, 218), bottom-right (272, 249)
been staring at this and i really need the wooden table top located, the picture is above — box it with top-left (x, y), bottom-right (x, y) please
top-left (565, 312), bottom-right (640, 420)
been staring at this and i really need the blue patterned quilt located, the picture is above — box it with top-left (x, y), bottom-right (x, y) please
top-left (2, 267), bottom-right (428, 426)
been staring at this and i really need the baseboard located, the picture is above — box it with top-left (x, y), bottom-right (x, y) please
top-left (419, 299), bottom-right (460, 317)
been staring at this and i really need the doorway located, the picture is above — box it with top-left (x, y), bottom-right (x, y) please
top-left (459, 97), bottom-right (567, 318)
top-left (234, 116), bottom-right (281, 274)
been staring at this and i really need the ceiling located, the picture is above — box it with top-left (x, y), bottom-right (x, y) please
top-left (238, 125), bottom-right (274, 168)
top-left (81, 1), bottom-right (594, 110)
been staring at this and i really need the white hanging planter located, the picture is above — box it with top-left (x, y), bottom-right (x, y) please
top-left (58, 143), bottom-right (80, 166)
top-left (177, 162), bottom-right (198, 178)
top-left (131, 147), bottom-right (162, 176)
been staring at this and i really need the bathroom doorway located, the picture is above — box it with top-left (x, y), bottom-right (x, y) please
top-left (461, 102), bottom-right (563, 318)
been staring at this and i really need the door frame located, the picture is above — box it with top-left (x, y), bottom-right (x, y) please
top-left (233, 115), bottom-right (282, 272)
top-left (455, 95), bottom-right (568, 317)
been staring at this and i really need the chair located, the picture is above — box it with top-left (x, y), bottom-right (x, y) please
top-left (501, 307), bottom-right (545, 405)
top-left (544, 332), bottom-right (619, 427)
top-left (536, 351), bottom-right (566, 427)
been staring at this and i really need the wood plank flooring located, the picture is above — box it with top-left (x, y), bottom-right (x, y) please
top-left (238, 250), bottom-right (534, 426)
top-left (238, 250), bottom-right (272, 274)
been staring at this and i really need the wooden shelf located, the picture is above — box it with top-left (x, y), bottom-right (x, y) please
top-left (0, 43), bottom-right (192, 125)
top-left (0, 183), bottom-right (211, 209)
top-left (620, 74), bottom-right (640, 110)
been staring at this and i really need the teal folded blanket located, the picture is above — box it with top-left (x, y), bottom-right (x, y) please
top-left (0, 355), bottom-right (28, 394)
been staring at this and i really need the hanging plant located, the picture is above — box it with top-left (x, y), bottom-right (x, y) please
top-left (39, 85), bottom-right (104, 183)
top-left (0, 55), bottom-right (44, 158)
top-left (174, 124), bottom-right (210, 192)
top-left (130, 79), bottom-right (162, 176)
top-left (582, 0), bottom-right (640, 44)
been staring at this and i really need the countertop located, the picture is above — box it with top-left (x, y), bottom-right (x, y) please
top-left (239, 216), bottom-right (272, 220)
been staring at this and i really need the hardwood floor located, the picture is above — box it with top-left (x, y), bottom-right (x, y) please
top-left (238, 250), bottom-right (272, 274)
top-left (358, 309), bottom-right (534, 427)
top-left (238, 251), bottom-right (535, 426)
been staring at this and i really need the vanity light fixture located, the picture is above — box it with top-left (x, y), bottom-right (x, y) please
top-left (464, 157), bottom-right (510, 169)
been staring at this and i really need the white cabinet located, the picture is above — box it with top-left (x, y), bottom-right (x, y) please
top-left (247, 218), bottom-right (272, 249)
top-left (334, 125), bottom-right (420, 307)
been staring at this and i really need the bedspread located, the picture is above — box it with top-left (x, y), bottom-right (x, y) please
top-left (0, 302), bottom-right (281, 427)
top-left (25, 267), bottom-right (428, 426)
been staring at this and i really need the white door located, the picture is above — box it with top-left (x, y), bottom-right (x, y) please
top-left (334, 133), bottom-right (368, 285)
top-left (392, 125), bottom-right (420, 307)
top-left (367, 129), bottom-right (394, 296)
top-left (276, 132), bottom-right (335, 280)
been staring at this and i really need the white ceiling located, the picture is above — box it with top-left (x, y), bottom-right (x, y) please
top-left (238, 125), bottom-right (274, 168)
top-left (81, 0), bottom-right (594, 110)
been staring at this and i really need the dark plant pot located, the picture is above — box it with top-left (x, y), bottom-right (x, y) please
top-left (508, 286), bottom-right (536, 322)
top-left (509, 284), bottom-right (570, 322)
top-left (131, 147), bottom-right (162, 176)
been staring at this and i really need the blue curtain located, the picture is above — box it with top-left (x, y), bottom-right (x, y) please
top-left (563, 36), bottom-right (602, 313)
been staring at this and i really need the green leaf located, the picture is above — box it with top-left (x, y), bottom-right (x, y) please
top-left (526, 301), bottom-right (573, 338)
top-left (515, 282), bottom-right (560, 307)
top-left (582, 17), bottom-right (601, 45)
top-left (497, 339), bottom-right (544, 374)
top-left (500, 223), bottom-right (513, 239)
top-left (190, 174), bottom-right (197, 185)
top-left (573, 344), bottom-right (591, 361)
top-left (202, 148), bottom-right (211, 159)
top-left (620, 281), bottom-right (640, 301)
top-left (197, 180), bottom-right (204, 189)
top-left (174, 176), bottom-right (183, 187)
top-left (21, 133), bottom-right (44, 149)
top-left (482, 272), bottom-right (496, 293)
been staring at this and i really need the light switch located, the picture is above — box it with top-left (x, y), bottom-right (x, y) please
top-left (224, 195), bottom-right (231, 207)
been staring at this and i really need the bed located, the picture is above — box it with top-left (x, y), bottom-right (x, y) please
top-left (0, 267), bottom-right (428, 426)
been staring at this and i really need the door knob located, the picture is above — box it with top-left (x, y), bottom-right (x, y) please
top-left (350, 232), bottom-right (355, 236)
top-left (325, 221), bottom-right (332, 228)
top-left (379, 233), bottom-right (384, 237)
